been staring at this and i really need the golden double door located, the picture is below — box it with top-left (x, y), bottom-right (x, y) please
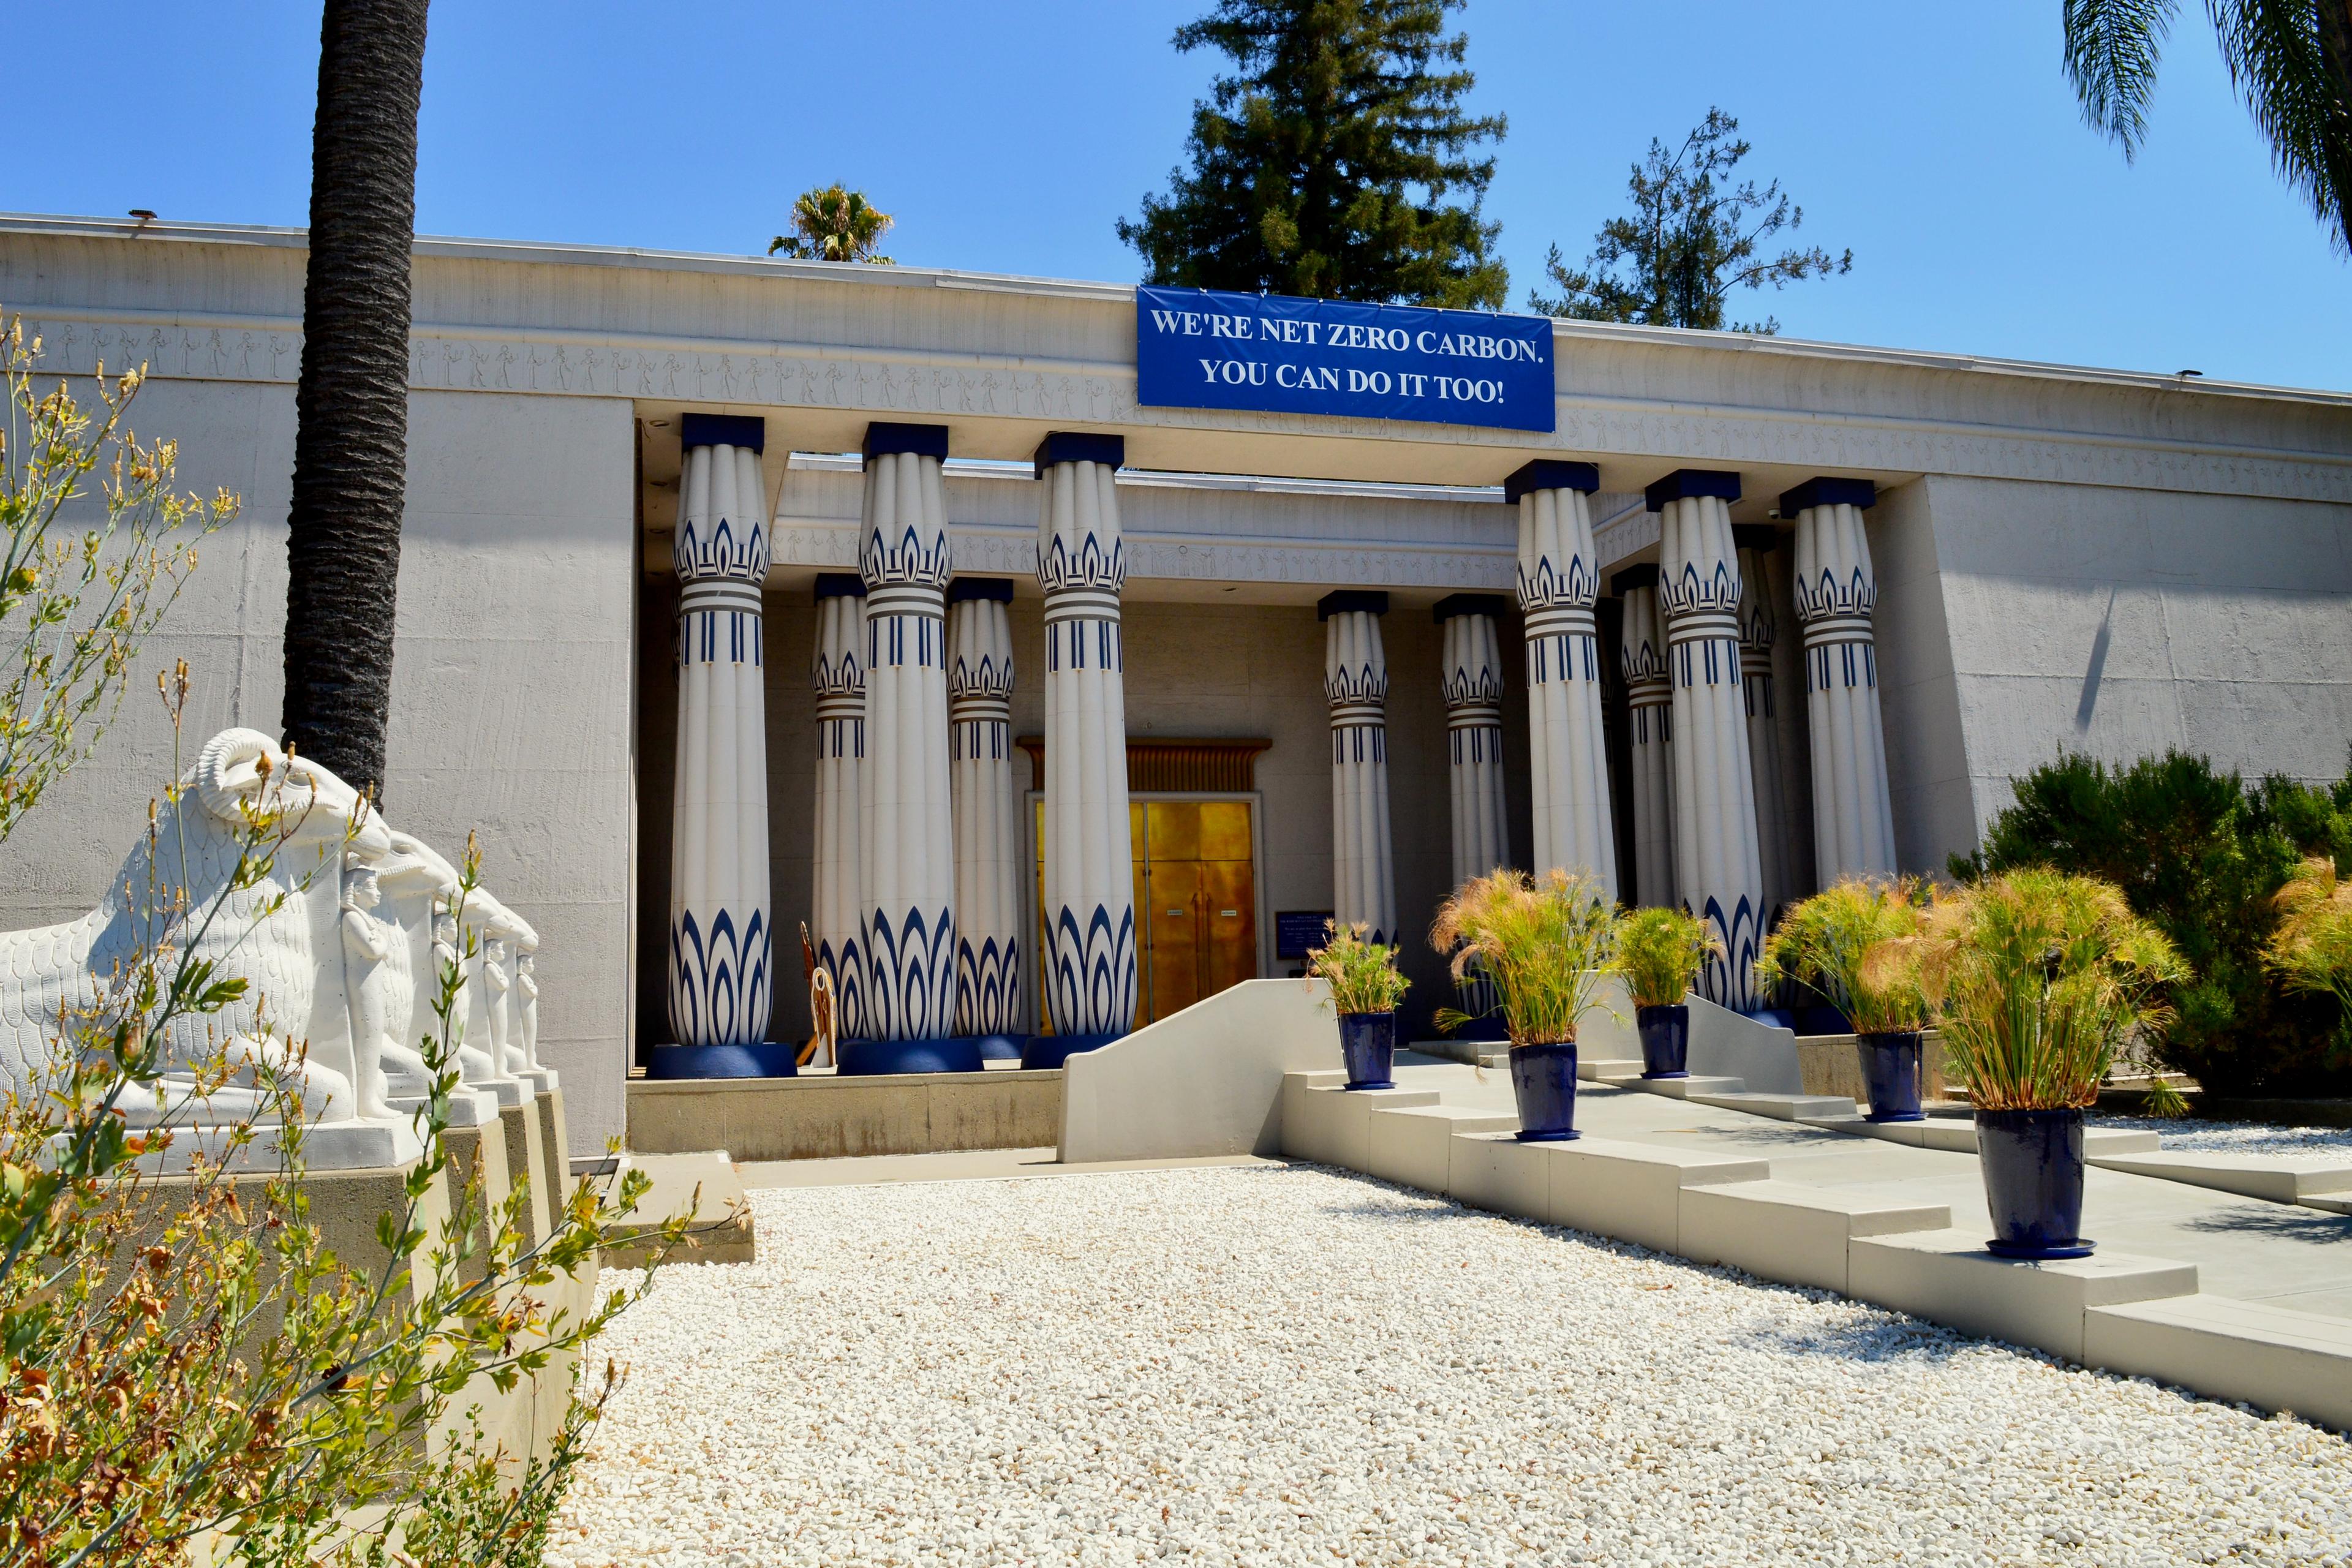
top-left (1033, 797), bottom-right (1258, 1030)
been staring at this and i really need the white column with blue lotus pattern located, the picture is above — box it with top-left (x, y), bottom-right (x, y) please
top-left (1510, 459), bottom-right (1617, 895)
top-left (1785, 477), bottom-right (1899, 883)
top-left (1651, 469), bottom-right (1766, 1010)
top-left (1734, 525), bottom-right (1796, 924)
top-left (947, 577), bottom-right (1027, 1051)
top-left (1436, 592), bottom-right (1508, 1027)
top-left (666, 413), bottom-right (774, 1061)
top-left (853, 423), bottom-right (960, 1066)
top-left (1032, 433), bottom-right (1136, 1065)
top-left (1322, 591), bottom-right (1396, 945)
top-left (810, 573), bottom-right (867, 1042)
top-left (1615, 567), bottom-right (1676, 911)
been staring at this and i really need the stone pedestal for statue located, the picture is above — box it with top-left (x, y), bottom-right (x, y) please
top-left (1029, 432), bottom-right (1137, 1069)
top-left (948, 576), bottom-right (1028, 1058)
top-left (1510, 460), bottom-right (1618, 895)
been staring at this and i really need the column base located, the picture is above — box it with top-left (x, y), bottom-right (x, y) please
top-left (962, 1033), bottom-right (1028, 1061)
top-left (1020, 1032), bottom-right (1121, 1071)
top-left (838, 1037), bottom-right (986, 1076)
top-left (647, 1043), bottom-right (801, 1080)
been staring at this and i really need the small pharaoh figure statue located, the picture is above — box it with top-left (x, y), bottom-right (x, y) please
top-left (338, 853), bottom-right (403, 1121)
top-left (514, 949), bottom-right (540, 1072)
top-left (434, 903), bottom-right (500, 1085)
top-left (483, 934), bottom-right (518, 1076)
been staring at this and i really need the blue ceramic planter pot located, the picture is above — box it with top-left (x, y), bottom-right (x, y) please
top-left (1978, 1107), bottom-right (2094, 1259)
top-left (1510, 1042), bottom-right (1580, 1140)
top-left (1857, 1030), bottom-right (1926, 1122)
top-left (1636, 1004), bottom-right (1690, 1079)
top-left (1338, 1011), bottom-right (1396, 1090)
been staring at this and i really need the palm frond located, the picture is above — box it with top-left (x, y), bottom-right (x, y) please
top-left (2210, 0), bottom-right (2352, 254)
top-left (2064, 0), bottom-right (2182, 158)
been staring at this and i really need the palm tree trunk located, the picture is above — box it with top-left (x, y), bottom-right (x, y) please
top-left (281, 0), bottom-right (432, 805)
top-left (2320, 1), bottom-right (2352, 252)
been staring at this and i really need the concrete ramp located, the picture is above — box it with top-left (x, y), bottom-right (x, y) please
top-left (1058, 978), bottom-right (1342, 1163)
top-left (1685, 995), bottom-right (1804, 1093)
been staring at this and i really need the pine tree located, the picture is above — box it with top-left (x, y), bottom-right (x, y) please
top-left (1118, 0), bottom-right (1507, 308)
top-left (1528, 108), bottom-right (1849, 335)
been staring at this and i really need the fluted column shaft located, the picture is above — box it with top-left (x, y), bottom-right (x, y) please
top-left (858, 429), bottom-right (956, 1042)
top-left (1735, 530), bottom-right (1795, 923)
top-left (1654, 472), bottom-right (1766, 1009)
top-left (1438, 600), bottom-right (1510, 884)
top-left (1322, 592), bottom-right (1396, 944)
top-left (1787, 480), bottom-right (1899, 882)
top-left (668, 416), bottom-right (771, 1048)
top-left (1510, 463), bottom-right (1617, 894)
top-left (1615, 571), bottom-right (1676, 911)
top-left (810, 575), bottom-right (867, 1038)
top-left (948, 579), bottom-right (1025, 1039)
top-left (1036, 436), bottom-right (1136, 1041)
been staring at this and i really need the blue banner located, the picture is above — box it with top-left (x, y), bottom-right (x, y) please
top-left (1135, 285), bottom-right (1555, 433)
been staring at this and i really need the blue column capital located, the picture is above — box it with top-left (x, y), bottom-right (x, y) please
top-left (1317, 589), bottom-right (1390, 621)
top-left (863, 422), bottom-right (950, 462)
top-left (679, 412), bottom-right (765, 453)
top-left (815, 572), bottom-right (868, 600)
top-left (1645, 469), bottom-right (1742, 510)
top-left (1432, 592), bottom-right (1510, 624)
top-left (1778, 476), bottom-right (1878, 516)
top-left (1610, 565), bottom-right (1660, 597)
top-left (1504, 459), bottom-right (1599, 503)
top-left (1032, 431), bottom-right (1126, 478)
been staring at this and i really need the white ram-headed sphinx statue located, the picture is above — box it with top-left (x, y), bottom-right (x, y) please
top-left (0, 727), bottom-right (388, 1126)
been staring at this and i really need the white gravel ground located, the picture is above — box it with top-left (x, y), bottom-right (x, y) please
top-left (2091, 1117), bottom-right (2352, 1159)
top-left (549, 1166), bottom-right (2351, 1567)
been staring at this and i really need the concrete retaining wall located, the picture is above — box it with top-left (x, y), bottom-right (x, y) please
top-left (628, 1068), bottom-right (1062, 1162)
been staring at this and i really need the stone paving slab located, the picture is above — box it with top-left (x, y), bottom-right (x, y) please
top-left (2089, 1148), bottom-right (2352, 1204)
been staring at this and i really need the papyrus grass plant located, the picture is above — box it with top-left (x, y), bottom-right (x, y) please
top-left (1613, 905), bottom-right (1719, 1009)
top-left (1867, 867), bottom-right (2185, 1112)
top-left (1430, 870), bottom-right (1617, 1045)
top-left (2263, 857), bottom-right (2352, 1053)
top-left (1307, 921), bottom-right (1409, 1015)
top-left (1755, 876), bottom-right (1933, 1033)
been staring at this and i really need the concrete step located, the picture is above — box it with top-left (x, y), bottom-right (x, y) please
top-left (1849, 1229), bottom-right (2199, 1362)
top-left (2087, 1293), bottom-right (2352, 1433)
top-left (1577, 1057), bottom-right (1646, 1081)
top-left (1597, 1073), bottom-right (1747, 1099)
top-left (1680, 1178), bottom-right (1951, 1292)
top-left (2087, 1148), bottom-right (2352, 1205)
top-left (1687, 1090), bottom-right (1858, 1122)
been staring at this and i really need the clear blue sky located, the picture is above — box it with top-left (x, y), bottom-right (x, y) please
top-left (16, 1), bottom-right (2351, 390)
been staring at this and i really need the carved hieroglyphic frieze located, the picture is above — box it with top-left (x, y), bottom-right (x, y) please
top-left (19, 309), bottom-right (2352, 507)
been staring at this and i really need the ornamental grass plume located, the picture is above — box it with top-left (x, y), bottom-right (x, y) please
top-left (2263, 857), bottom-right (2352, 1049)
top-left (1867, 867), bottom-right (2185, 1111)
top-left (1429, 869), bottom-right (1617, 1045)
top-left (1613, 905), bottom-right (1718, 1008)
top-left (1754, 876), bottom-right (1933, 1033)
top-left (1306, 921), bottom-right (1409, 1015)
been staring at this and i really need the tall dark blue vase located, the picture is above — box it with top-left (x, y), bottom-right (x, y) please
top-left (1510, 1042), bottom-right (1580, 1140)
top-left (1978, 1107), bottom-right (2094, 1259)
top-left (1856, 1030), bottom-right (1925, 1121)
top-left (1338, 1011), bottom-right (1396, 1090)
top-left (1636, 1003), bottom-right (1690, 1079)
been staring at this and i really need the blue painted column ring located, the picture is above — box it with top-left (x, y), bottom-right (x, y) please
top-left (849, 422), bottom-right (962, 1069)
top-left (661, 416), bottom-right (785, 1075)
top-left (1035, 433), bottom-right (1137, 1050)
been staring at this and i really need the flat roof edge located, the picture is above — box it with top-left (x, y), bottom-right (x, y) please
top-left (4, 211), bottom-right (2348, 409)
